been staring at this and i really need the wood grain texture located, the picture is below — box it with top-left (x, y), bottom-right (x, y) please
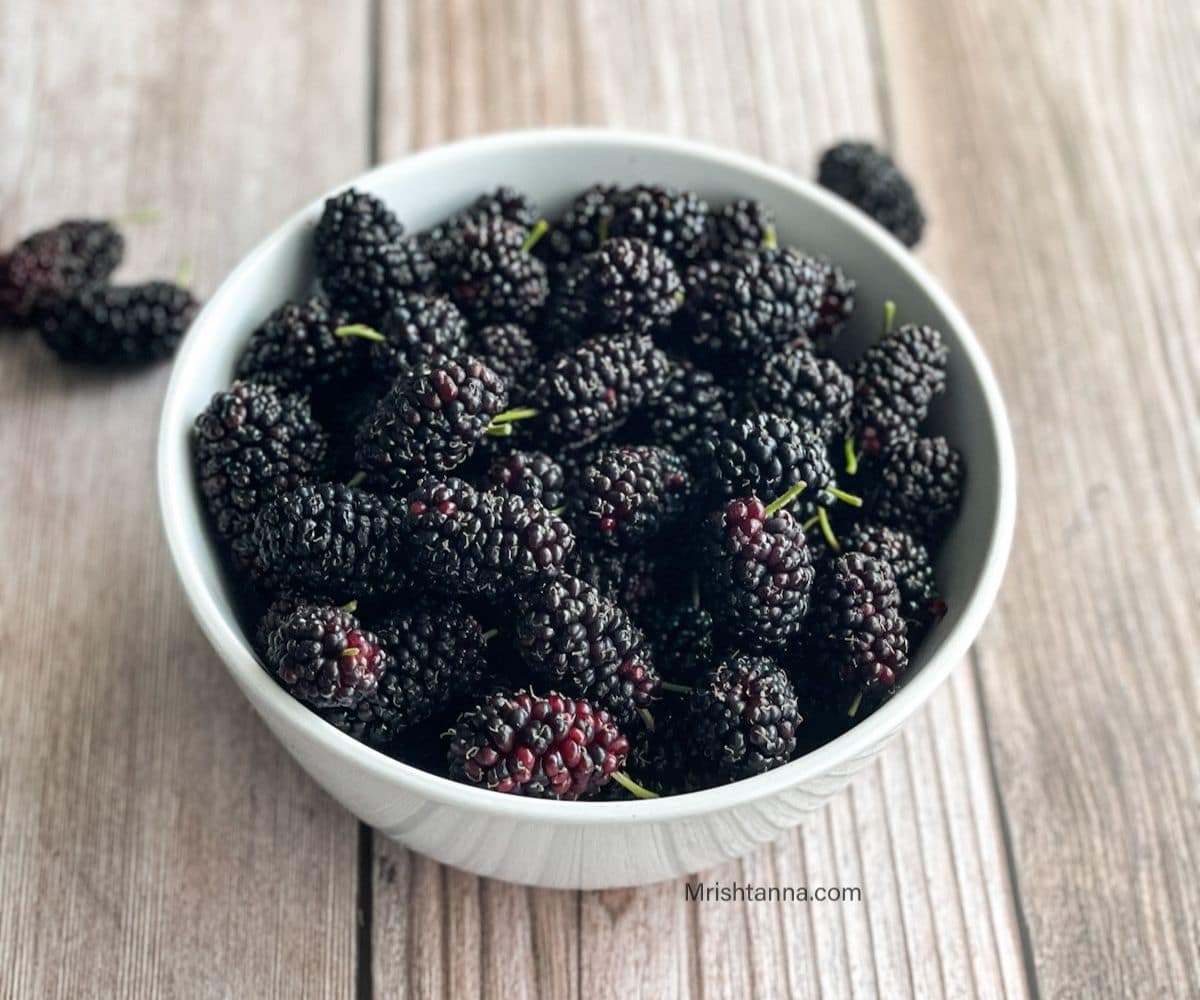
top-left (3, 0), bottom-right (1194, 996)
top-left (371, 3), bottom-right (1029, 998)
top-left (0, 1), bottom-right (371, 996)
top-left (876, 0), bottom-right (1200, 995)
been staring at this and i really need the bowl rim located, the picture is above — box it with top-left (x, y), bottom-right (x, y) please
top-left (158, 126), bottom-right (1017, 826)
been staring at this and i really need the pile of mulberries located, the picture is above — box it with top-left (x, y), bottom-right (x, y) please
top-left (191, 159), bottom-right (962, 802)
top-left (0, 217), bottom-right (198, 365)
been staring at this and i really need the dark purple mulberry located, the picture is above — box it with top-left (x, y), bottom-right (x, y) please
top-left (530, 332), bottom-right (670, 448)
top-left (679, 248), bottom-right (824, 361)
top-left (808, 552), bottom-right (909, 698)
top-left (484, 450), bottom-right (566, 511)
top-left (314, 188), bottom-right (434, 323)
top-left (569, 445), bottom-right (691, 547)
top-left (355, 356), bottom-right (510, 485)
top-left (868, 435), bottom-right (964, 541)
top-left (749, 346), bottom-right (853, 440)
top-left (193, 381), bottom-right (329, 552)
top-left (609, 185), bottom-right (711, 264)
top-left (0, 219), bottom-right (123, 321)
top-left (818, 141), bottom-right (925, 247)
top-left (37, 281), bottom-right (198, 365)
top-left (447, 689), bottom-right (629, 799)
top-left (403, 476), bottom-right (574, 597)
top-left (849, 323), bottom-right (948, 455)
top-left (267, 603), bottom-right (390, 708)
top-left (687, 653), bottom-right (801, 780)
top-left (700, 491), bottom-right (814, 651)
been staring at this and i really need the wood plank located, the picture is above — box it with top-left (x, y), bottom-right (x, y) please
top-left (876, 0), bottom-right (1200, 995)
top-left (0, 1), bottom-right (371, 996)
top-left (371, 2), bottom-right (1029, 998)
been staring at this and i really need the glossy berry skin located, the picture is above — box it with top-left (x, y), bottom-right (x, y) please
top-left (843, 523), bottom-right (944, 642)
top-left (515, 575), bottom-right (659, 727)
top-left (547, 237), bottom-right (682, 343)
top-left (570, 445), bottom-right (691, 547)
top-left (701, 495), bottom-right (815, 652)
top-left (38, 281), bottom-right (198, 365)
top-left (193, 381), bottom-right (329, 551)
top-left (255, 592), bottom-right (332, 654)
top-left (643, 602), bottom-right (716, 682)
top-left (314, 188), bottom-right (434, 324)
top-left (362, 293), bottom-right (471, 380)
top-left (425, 186), bottom-right (540, 254)
top-left (869, 435), bottom-right (964, 542)
top-left (0, 219), bottom-right (123, 321)
top-left (536, 184), bottom-right (618, 278)
top-left (707, 199), bottom-right (775, 257)
top-left (850, 324), bottom-right (948, 455)
top-left (688, 653), bottom-right (801, 781)
top-left (699, 412), bottom-right (839, 520)
top-left (484, 450), bottom-right (566, 511)
top-left (267, 604), bottom-right (390, 708)
top-left (812, 258), bottom-right (856, 342)
top-left (530, 332), bottom-right (671, 448)
top-left (447, 690), bottom-right (629, 799)
top-left (442, 218), bottom-right (549, 326)
top-left (609, 184), bottom-right (712, 264)
top-left (573, 545), bottom-right (658, 622)
top-left (403, 476), bottom-right (574, 597)
top-left (323, 601), bottom-right (488, 745)
top-left (470, 322), bottom-right (538, 389)
top-left (236, 295), bottom-right (356, 392)
top-left (356, 356), bottom-right (508, 485)
top-left (250, 482), bottom-right (409, 597)
top-left (818, 142), bottom-right (925, 247)
top-left (748, 346), bottom-right (853, 441)
top-left (808, 552), bottom-right (909, 696)
top-left (632, 357), bottom-right (729, 457)
top-left (680, 247), bottom-right (829, 362)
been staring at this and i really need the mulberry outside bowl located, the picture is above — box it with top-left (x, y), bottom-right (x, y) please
top-left (157, 128), bottom-right (1016, 889)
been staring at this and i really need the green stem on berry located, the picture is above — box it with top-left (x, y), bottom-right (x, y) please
top-left (121, 208), bottom-right (161, 224)
top-left (763, 481), bottom-right (807, 518)
top-left (347, 470), bottom-right (367, 487)
top-left (611, 770), bottom-right (660, 799)
top-left (614, 768), bottom-right (662, 801)
top-left (340, 599), bottom-right (359, 614)
top-left (486, 407), bottom-right (538, 438)
top-left (660, 680), bottom-right (694, 695)
top-left (598, 215), bottom-right (611, 243)
top-left (481, 628), bottom-right (499, 643)
top-left (341, 647), bottom-right (360, 657)
top-left (673, 289), bottom-right (686, 305)
top-left (639, 708), bottom-right (656, 732)
top-left (826, 486), bottom-right (863, 508)
top-left (521, 219), bottom-right (549, 253)
top-left (335, 323), bottom-right (386, 343)
top-left (490, 407), bottom-right (539, 425)
top-left (763, 224), bottom-right (778, 250)
top-left (882, 299), bottom-right (896, 336)
top-left (817, 506), bottom-right (840, 551)
top-left (550, 506), bottom-right (566, 517)
top-left (843, 437), bottom-right (860, 476)
top-left (847, 692), bottom-right (863, 718)
top-left (691, 571), bottom-right (701, 609)
top-left (800, 514), bottom-right (819, 532)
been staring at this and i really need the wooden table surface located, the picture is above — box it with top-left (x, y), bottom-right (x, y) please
top-left (2, 1), bottom-right (1196, 997)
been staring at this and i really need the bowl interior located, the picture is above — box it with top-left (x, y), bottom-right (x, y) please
top-left (159, 130), bottom-right (1014, 818)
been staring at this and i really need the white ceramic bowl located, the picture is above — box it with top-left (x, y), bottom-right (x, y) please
top-left (158, 129), bottom-right (1016, 889)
